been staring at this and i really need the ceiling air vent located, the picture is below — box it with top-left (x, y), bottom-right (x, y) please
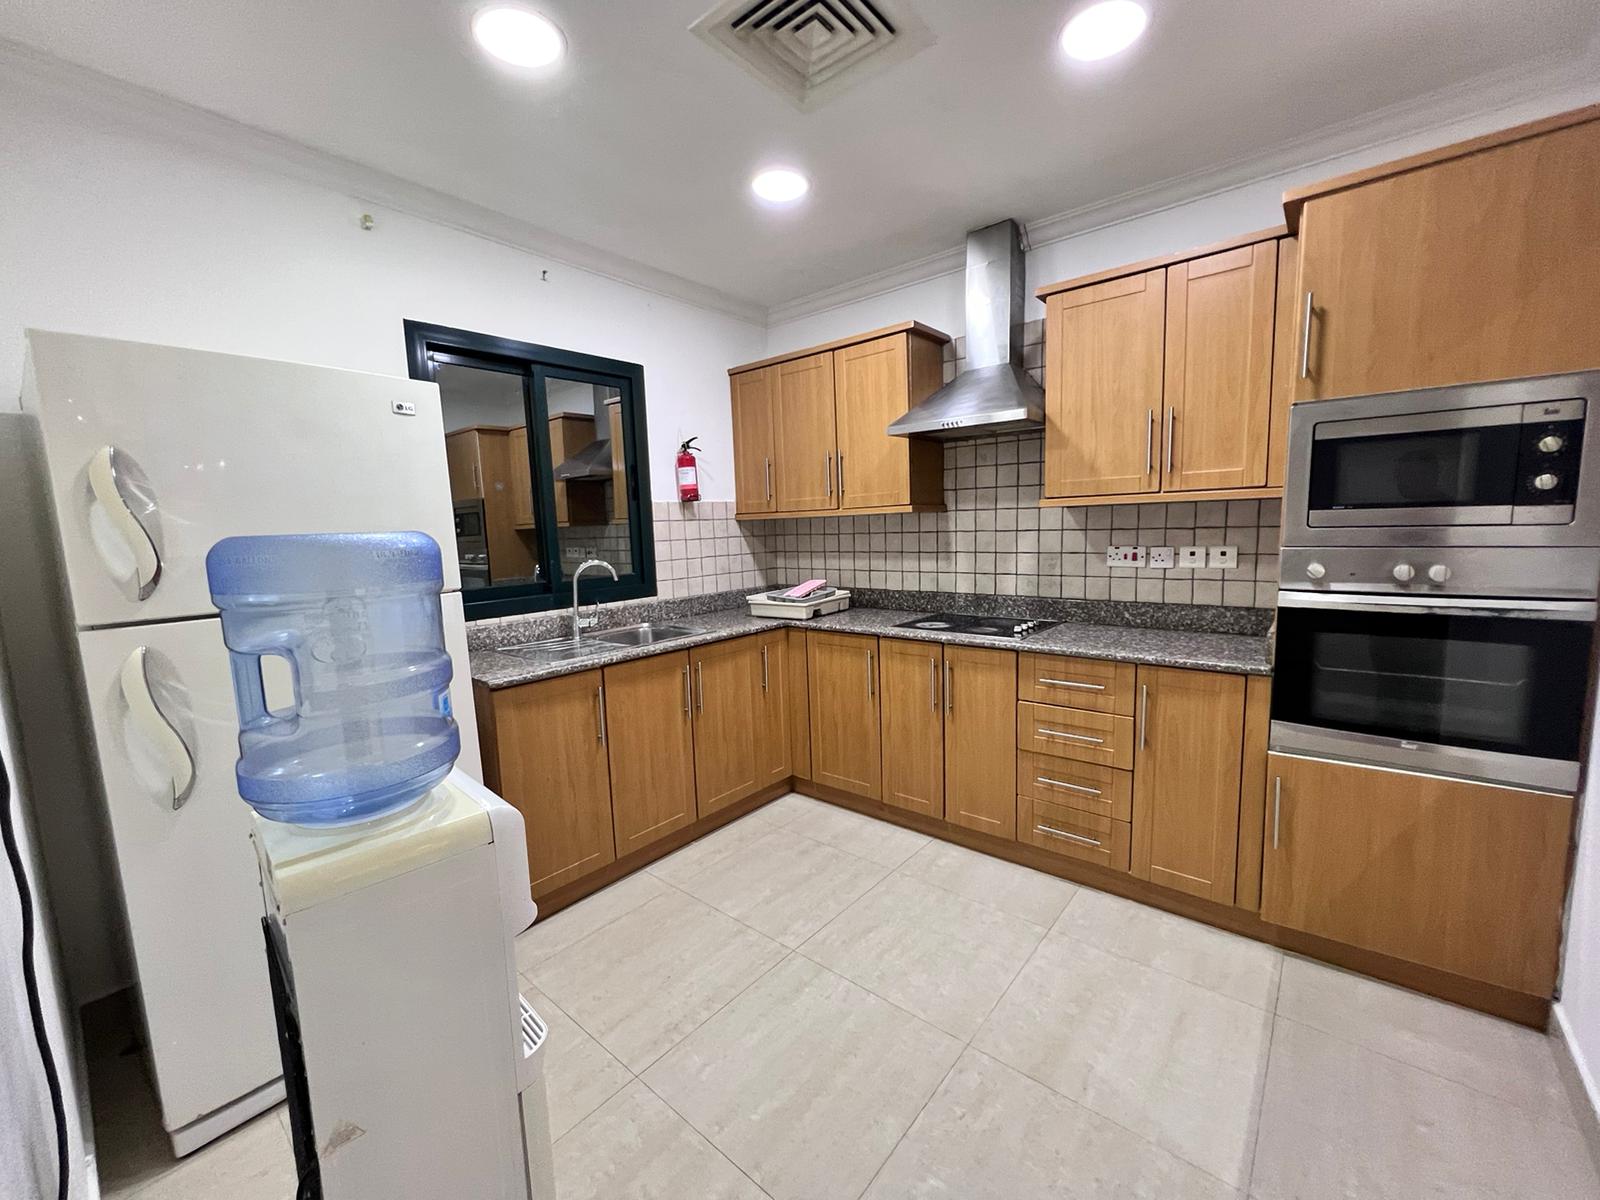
top-left (691, 0), bottom-right (935, 111)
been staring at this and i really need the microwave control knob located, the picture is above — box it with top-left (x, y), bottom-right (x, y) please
top-left (1427, 564), bottom-right (1452, 584)
top-left (1392, 563), bottom-right (1416, 583)
top-left (1538, 434), bottom-right (1566, 454)
top-left (1532, 472), bottom-right (1561, 491)
top-left (1304, 562), bottom-right (1327, 580)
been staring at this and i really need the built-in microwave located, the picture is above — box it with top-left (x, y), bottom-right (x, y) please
top-left (1281, 371), bottom-right (1600, 549)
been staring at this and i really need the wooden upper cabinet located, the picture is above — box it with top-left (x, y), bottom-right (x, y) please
top-left (605, 652), bottom-right (696, 857)
top-left (691, 636), bottom-right (766, 817)
top-left (944, 645), bottom-right (1018, 840)
top-left (772, 352), bottom-right (838, 512)
top-left (807, 631), bottom-right (882, 800)
top-left (1162, 243), bottom-right (1276, 492)
top-left (1043, 269), bottom-right (1165, 499)
top-left (487, 671), bottom-right (615, 898)
top-left (833, 334), bottom-right (945, 512)
top-left (878, 639), bottom-right (945, 819)
top-left (731, 366), bottom-right (776, 515)
top-left (1266, 237), bottom-right (1298, 488)
top-left (756, 632), bottom-right (792, 787)
top-left (445, 429), bottom-right (483, 501)
top-left (1131, 667), bottom-right (1245, 904)
top-left (1290, 110), bottom-right (1600, 401)
top-left (507, 425), bottom-right (535, 529)
top-left (1261, 753), bottom-right (1574, 996)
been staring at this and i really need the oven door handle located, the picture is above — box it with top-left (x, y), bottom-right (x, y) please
top-left (1276, 591), bottom-right (1598, 621)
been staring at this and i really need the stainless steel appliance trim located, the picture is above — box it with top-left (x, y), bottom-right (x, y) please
top-left (1035, 823), bottom-right (1102, 848)
top-left (1275, 590), bottom-right (1598, 621)
top-left (1307, 503), bottom-right (1515, 528)
top-left (1312, 404), bottom-right (1524, 441)
top-left (1269, 721), bottom-right (1579, 793)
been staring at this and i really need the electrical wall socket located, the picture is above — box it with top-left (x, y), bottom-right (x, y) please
top-left (1177, 545), bottom-right (1205, 568)
top-left (1106, 545), bottom-right (1145, 567)
top-left (1207, 545), bottom-right (1239, 569)
top-left (1148, 546), bottom-right (1175, 569)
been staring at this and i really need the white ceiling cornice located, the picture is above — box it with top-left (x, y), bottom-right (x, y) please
top-left (0, 37), bottom-right (769, 327)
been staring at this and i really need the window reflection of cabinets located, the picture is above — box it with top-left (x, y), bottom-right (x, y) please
top-left (507, 426), bottom-right (535, 530)
top-left (549, 413), bottom-right (608, 527)
top-left (446, 425), bottom-right (536, 583)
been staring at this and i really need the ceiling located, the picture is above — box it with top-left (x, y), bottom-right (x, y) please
top-left (4, 1), bottom-right (1597, 317)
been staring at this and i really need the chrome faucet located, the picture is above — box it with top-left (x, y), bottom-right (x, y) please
top-left (571, 559), bottom-right (618, 643)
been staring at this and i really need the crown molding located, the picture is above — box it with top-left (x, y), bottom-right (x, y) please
top-left (769, 42), bottom-right (1600, 328)
top-left (0, 37), bottom-right (769, 327)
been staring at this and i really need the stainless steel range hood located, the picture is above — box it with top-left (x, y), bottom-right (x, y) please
top-left (887, 219), bottom-right (1045, 440)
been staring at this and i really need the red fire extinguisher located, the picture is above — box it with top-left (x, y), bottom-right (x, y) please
top-left (676, 438), bottom-right (701, 503)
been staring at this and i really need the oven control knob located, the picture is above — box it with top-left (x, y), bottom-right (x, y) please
top-left (1392, 563), bottom-right (1416, 583)
top-left (1427, 564), bottom-right (1452, 584)
top-left (1538, 434), bottom-right (1566, 453)
top-left (1533, 472), bottom-right (1561, 491)
top-left (1304, 562), bottom-right (1326, 580)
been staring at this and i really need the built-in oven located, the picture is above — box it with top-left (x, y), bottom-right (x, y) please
top-left (454, 500), bottom-right (490, 589)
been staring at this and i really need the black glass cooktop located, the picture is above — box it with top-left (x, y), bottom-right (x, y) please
top-left (893, 612), bottom-right (1058, 640)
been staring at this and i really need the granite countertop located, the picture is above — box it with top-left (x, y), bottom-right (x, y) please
top-left (470, 604), bottom-right (1272, 690)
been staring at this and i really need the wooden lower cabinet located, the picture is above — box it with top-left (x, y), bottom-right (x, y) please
top-left (1261, 753), bottom-right (1574, 996)
top-left (691, 636), bottom-right (766, 817)
top-left (807, 632), bottom-right (881, 799)
top-left (756, 632), bottom-right (792, 786)
top-left (485, 670), bottom-right (615, 898)
top-left (1131, 667), bottom-right (1245, 904)
top-left (879, 639), bottom-right (945, 819)
top-left (605, 652), bottom-right (696, 857)
top-left (1017, 701), bottom-right (1134, 771)
top-left (944, 646), bottom-right (1018, 839)
top-left (786, 627), bottom-right (812, 780)
top-left (1019, 795), bottom-right (1132, 872)
top-left (1017, 752), bottom-right (1132, 823)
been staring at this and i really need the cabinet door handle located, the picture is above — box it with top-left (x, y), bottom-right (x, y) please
top-left (1164, 408), bottom-right (1175, 473)
top-left (683, 665), bottom-right (691, 716)
top-left (1038, 677), bottom-right (1104, 691)
top-left (839, 454), bottom-right (846, 498)
top-left (1035, 823), bottom-right (1102, 848)
top-left (88, 446), bottom-right (163, 601)
top-left (1273, 776), bottom-right (1282, 849)
top-left (945, 661), bottom-right (953, 714)
top-left (764, 457), bottom-right (772, 501)
top-left (696, 662), bottom-right (704, 714)
top-left (1299, 291), bottom-right (1314, 380)
top-left (929, 656), bottom-right (938, 711)
top-left (596, 684), bottom-right (607, 744)
top-left (1038, 727), bottom-right (1103, 745)
top-left (1036, 775), bottom-right (1102, 796)
top-left (1139, 683), bottom-right (1148, 749)
top-left (1145, 408), bottom-right (1154, 476)
top-left (825, 455), bottom-right (833, 497)
top-left (867, 648), bottom-right (875, 698)
top-left (119, 646), bottom-right (195, 809)
top-left (761, 644), bottom-right (769, 693)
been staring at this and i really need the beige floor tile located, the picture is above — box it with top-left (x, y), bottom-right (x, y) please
top-left (674, 827), bottom-right (891, 947)
top-left (974, 933), bottom-right (1270, 1187)
top-left (801, 872), bottom-right (1045, 1038)
top-left (864, 1048), bottom-right (1239, 1199)
top-left (646, 810), bottom-right (784, 888)
top-left (519, 982), bottom-right (634, 1140)
top-left (1251, 1017), bottom-right (1600, 1199)
top-left (759, 792), bottom-right (829, 827)
top-left (777, 796), bottom-right (931, 867)
top-left (644, 955), bottom-right (963, 1200)
top-left (534, 888), bottom-right (786, 1072)
top-left (553, 1081), bottom-right (769, 1200)
top-left (897, 837), bottom-right (1078, 927)
top-left (1275, 956), bottom-right (1577, 1126)
top-left (1054, 888), bottom-right (1282, 1010)
top-left (123, 1108), bottom-right (295, 1200)
top-left (515, 871), bottom-right (668, 973)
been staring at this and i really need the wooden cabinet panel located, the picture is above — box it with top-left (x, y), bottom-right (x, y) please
top-left (773, 353), bottom-right (838, 512)
top-left (508, 425), bottom-right (536, 529)
top-left (1017, 702), bottom-right (1133, 771)
top-left (1266, 237), bottom-right (1298, 488)
top-left (835, 335), bottom-right (911, 511)
top-left (786, 627), bottom-right (812, 780)
top-left (470, 427), bottom-right (536, 584)
top-left (1261, 753), bottom-right (1573, 996)
top-left (1294, 117), bottom-right (1600, 401)
top-left (1017, 652), bottom-right (1134, 715)
top-left (549, 413), bottom-right (607, 527)
top-left (878, 639), bottom-right (944, 819)
top-left (1043, 270), bottom-right (1165, 499)
top-left (606, 652), bottom-right (696, 856)
top-left (807, 632), bottom-right (881, 800)
top-left (1234, 676), bottom-right (1272, 911)
top-left (1162, 243), bottom-right (1276, 492)
top-left (488, 671), bottom-right (614, 897)
top-left (756, 632), bottom-right (792, 787)
top-left (1018, 796), bottom-right (1131, 872)
top-left (1131, 667), bottom-right (1245, 904)
top-left (446, 429), bottom-right (483, 501)
top-left (731, 366), bottom-right (776, 515)
top-left (1016, 752), bottom-right (1132, 823)
top-left (945, 646), bottom-right (1018, 839)
top-left (691, 636), bottom-right (765, 817)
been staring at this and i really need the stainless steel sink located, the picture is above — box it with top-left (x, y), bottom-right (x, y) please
top-left (501, 637), bottom-right (612, 662)
top-left (591, 623), bottom-right (705, 647)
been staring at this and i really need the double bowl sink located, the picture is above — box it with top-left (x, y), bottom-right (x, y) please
top-left (502, 622), bottom-right (706, 663)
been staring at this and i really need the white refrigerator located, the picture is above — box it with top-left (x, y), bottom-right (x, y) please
top-left (20, 330), bottom-right (483, 1156)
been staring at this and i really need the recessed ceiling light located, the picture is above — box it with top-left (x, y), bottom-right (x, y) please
top-left (1060, 0), bottom-right (1148, 62)
top-left (750, 167), bottom-right (810, 205)
top-left (472, 6), bottom-right (566, 69)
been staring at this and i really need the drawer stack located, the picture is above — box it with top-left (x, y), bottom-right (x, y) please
top-left (1015, 653), bottom-right (1135, 871)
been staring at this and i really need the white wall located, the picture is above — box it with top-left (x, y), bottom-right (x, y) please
top-left (0, 78), bottom-right (764, 502)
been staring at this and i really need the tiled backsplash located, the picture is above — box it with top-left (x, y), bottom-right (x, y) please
top-left (654, 501), bottom-right (766, 598)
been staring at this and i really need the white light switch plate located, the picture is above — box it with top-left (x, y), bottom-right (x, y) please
top-left (1106, 545), bottom-right (1145, 567)
top-left (1207, 545), bottom-right (1239, 569)
top-left (1178, 546), bottom-right (1205, 568)
top-left (1148, 546), bottom-right (1175, 569)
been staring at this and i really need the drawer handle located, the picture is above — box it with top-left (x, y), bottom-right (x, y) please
top-left (1037, 677), bottom-right (1105, 691)
top-left (1036, 775), bottom-right (1103, 797)
top-left (1038, 727), bottom-right (1104, 745)
top-left (1035, 823), bottom-right (1102, 848)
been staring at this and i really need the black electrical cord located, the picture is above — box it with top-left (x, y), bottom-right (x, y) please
top-left (1, 753), bottom-right (70, 1200)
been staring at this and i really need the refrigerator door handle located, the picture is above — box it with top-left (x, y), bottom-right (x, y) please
top-left (89, 445), bottom-right (162, 600)
top-left (119, 646), bottom-right (196, 809)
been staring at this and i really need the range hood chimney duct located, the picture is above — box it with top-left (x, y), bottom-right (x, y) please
top-left (886, 218), bottom-right (1045, 440)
